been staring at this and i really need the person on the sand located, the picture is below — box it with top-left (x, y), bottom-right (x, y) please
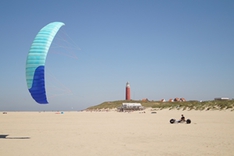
top-left (179, 114), bottom-right (185, 122)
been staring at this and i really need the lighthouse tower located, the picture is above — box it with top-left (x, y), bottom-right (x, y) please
top-left (125, 82), bottom-right (131, 100)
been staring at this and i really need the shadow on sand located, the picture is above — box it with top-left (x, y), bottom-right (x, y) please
top-left (0, 134), bottom-right (9, 138)
top-left (0, 134), bottom-right (30, 139)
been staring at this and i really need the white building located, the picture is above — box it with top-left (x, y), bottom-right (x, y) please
top-left (118, 103), bottom-right (144, 111)
top-left (214, 97), bottom-right (230, 101)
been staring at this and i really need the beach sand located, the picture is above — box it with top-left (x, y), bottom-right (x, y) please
top-left (0, 109), bottom-right (233, 156)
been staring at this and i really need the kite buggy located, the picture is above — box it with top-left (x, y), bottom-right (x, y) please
top-left (170, 114), bottom-right (191, 124)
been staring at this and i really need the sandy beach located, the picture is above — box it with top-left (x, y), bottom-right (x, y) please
top-left (0, 109), bottom-right (233, 156)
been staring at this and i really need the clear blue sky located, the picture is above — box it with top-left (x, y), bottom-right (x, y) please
top-left (1, 0), bottom-right (234, 111)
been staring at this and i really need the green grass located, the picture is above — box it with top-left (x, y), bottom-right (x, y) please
top-left (86, 100), bottom-right (234, 111)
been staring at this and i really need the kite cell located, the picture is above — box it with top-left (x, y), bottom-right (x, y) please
top-left (26, 22), bottom-right (65, 104)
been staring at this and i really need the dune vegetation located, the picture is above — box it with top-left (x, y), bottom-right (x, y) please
top-left (86, 100), bottom-right (234, 111)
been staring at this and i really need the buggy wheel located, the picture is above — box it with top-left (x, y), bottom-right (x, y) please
top-left (170, 119), bottom-right (175, 124)
top-left (186, 119), bottom-right (191, 124)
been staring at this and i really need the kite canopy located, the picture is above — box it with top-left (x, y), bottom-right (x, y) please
top-left (26, 22), bottom-right (65, 104)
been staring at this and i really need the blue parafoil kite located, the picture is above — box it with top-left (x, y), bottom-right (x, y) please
top-left (26, 22), bottom-right (65, 104)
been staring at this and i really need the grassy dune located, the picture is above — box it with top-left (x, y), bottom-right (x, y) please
top-left (86, 100), bottom-right (234, 111)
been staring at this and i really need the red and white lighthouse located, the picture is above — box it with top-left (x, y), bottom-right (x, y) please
top-left (125, 82), bottom-right (131, 100)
